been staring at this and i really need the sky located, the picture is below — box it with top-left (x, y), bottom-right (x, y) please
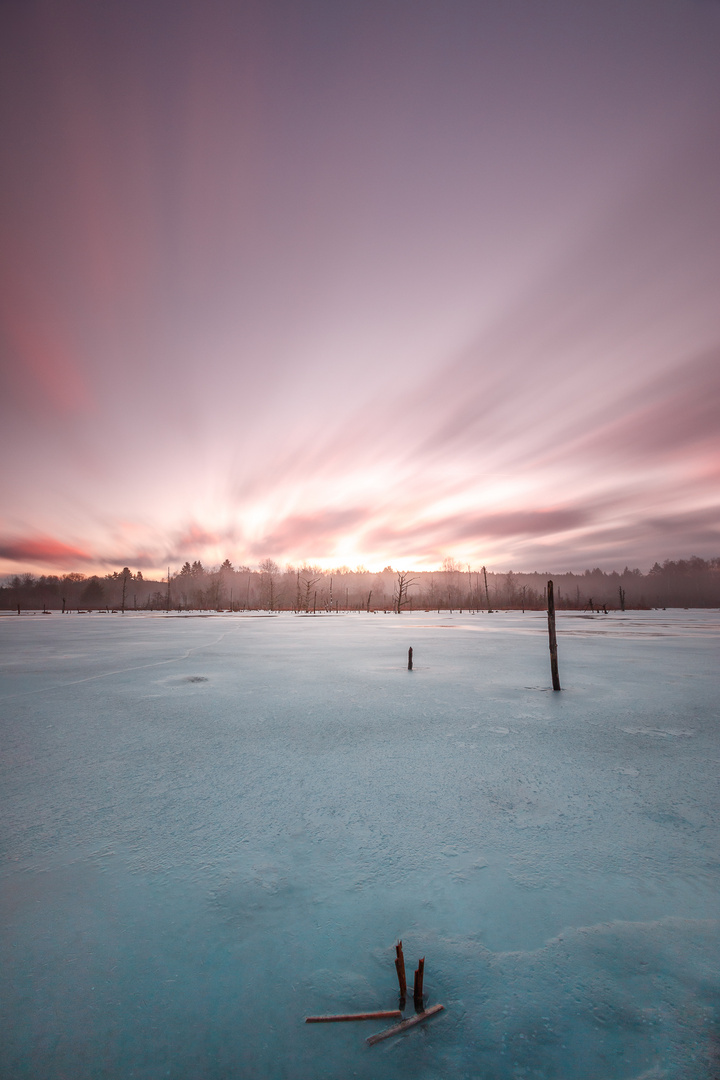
top-left (1, 0), bottom-right (719, 578)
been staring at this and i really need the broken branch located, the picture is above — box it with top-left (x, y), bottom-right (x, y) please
top-left (367, 1004), bottom-right (445, 1045)
top-left (305, 1010), bottom-right (402, 1023)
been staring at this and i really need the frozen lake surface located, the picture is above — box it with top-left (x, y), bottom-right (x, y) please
top-left (1, 609), bottom-right (718, 1079)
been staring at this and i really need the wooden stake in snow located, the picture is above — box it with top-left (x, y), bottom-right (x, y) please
top-left (367, 1004), bottom-right (444, 1045)
top-left (407, 647), bottom-right (413, 671)
top-left (395, 941), bottom-right (407, 1003)
top-left (547, 579), bottom-right (561, 691)
top-left (305, 1011), bottom-right (402, 1023)
top-left (413, 956), bottom-right (425, 1009)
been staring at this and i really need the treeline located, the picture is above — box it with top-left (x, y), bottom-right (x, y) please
top-left (2, 556), bottom-right (719, 612)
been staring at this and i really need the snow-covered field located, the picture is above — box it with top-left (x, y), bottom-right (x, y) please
top-left (1, 609), bottom-right (718, 1079)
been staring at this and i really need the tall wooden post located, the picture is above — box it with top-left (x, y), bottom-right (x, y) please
top-left (547, 579), bottom-right (561, 691)
top-left (413, 957), bottom-right (425, 1010)
top-left (395, 941), bottom-right (407, 1005)
top-left (408, 647), bottom-right (413, 670)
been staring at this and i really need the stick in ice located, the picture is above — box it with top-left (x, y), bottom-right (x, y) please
top-left (305, 1010), bottom-right (402, 1023)
top-left (395, 940), bottom-right (407, 1003)
top-left (413, 956), bottom-right (425, 1009)
top-left (547, 578), bottom-right (561, 691)
top-left (367, 1004), bottom-right (445, 1045)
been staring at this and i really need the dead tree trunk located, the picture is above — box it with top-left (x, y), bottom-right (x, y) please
top-left (482, 565), bottom-right (493, 613)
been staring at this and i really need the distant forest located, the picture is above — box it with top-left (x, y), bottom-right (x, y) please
top-left (1, 556), bottom-right (719, 612)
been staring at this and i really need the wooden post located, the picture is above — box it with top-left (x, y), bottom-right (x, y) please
top-left (547, 579), bottom-right (561, 691)
top-left (413, 957), bottom-right (425, 1009)
top-left (395, 941), bottom-right (407, 1004)
top-left (407, 647), bottom-right (413, 671)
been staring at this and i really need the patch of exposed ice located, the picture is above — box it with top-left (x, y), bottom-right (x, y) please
top-left (1, 608), bottom-right (718, 1079)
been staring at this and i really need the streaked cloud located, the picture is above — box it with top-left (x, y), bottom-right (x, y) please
top-left (1, 0), bottom-right (719, 577)
top-left (0, 536), bottom-right (94, 566)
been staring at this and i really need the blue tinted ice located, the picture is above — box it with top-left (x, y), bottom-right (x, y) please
top-left (1, 609), bottom-right (718, 1078)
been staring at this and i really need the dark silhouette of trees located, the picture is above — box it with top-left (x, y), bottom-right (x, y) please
top-left (2, 555), bottom-right (720, 612)
top-left (80, 577), bottom-right (105, 611)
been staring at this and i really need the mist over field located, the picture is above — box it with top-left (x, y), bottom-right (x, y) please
top-left (3, 555), bottom-right (720, 614)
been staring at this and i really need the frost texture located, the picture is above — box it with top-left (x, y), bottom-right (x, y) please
top-left (1, 609), bottom-right (718, 1078)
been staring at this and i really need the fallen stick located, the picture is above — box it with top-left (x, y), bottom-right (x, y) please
top-left (367, 1004), bottom-right (444, 1045)
top-left (306, 1010), bottom-right (402, 1023)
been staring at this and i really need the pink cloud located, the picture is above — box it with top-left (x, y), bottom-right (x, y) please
top-left (251, 509), bottom-right (370, 556)
top-left (363, 507), bottom-right (593, 551)
top-left (564, 350), bottom-right (720, 465)
top-left (174, 523), bottom-right (225, 549)
top-left (0, 535), bottom-right (94, 565)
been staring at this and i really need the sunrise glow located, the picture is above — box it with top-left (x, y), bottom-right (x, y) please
top-left (1, 0), bottom-right (719, 578)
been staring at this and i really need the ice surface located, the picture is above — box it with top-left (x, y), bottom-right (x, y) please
top-left (1, 609), bottom-right (718, 1078)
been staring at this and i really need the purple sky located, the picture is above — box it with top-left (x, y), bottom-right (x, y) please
top-left (1, 0), bottom-right (719, 576)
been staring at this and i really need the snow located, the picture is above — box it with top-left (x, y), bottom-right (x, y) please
top-left (1, 609), bottom-right (718, 1079)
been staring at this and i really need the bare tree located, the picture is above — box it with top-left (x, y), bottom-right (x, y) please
top-left (301, 571), bottom-right (321, 612)
top-left (393, 571), bottom-right (416, 614)
top-left (260, 558), bottom-right (279, 610)
top-left (119, 567), bottom-right (132, 614)
top-left (442, 557), bottom-right (460, 609)
top-left (482, 565), bottom-right (493, 613)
